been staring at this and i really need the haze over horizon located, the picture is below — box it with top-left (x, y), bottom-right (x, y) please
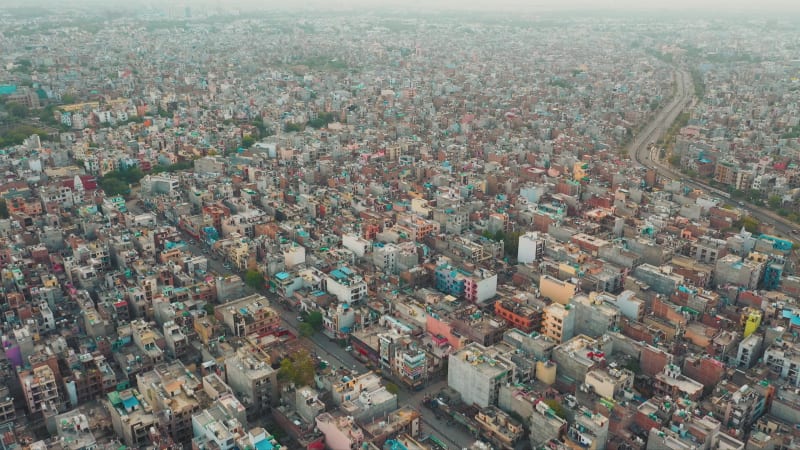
top-left (6, 0), bottom-right (800, 15)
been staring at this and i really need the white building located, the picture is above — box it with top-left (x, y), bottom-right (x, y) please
top-left (326, 267), bottom-right (367, 303)
top-left (342, 233), bottom-right (371, 258)
top-left (518, 231), bottom-right (545, 264)
top-left (373, 243), bottom-right (399, 274)
top-left (448, 343), bottom-right (515, 408)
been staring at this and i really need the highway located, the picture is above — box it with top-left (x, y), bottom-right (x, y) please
top-left (627, 69), bottom-right (798, 241)
top-left (125, 199), bottom-right (477, 449)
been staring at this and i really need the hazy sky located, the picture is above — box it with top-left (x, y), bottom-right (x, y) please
top-left (8, 0), bottom-right (800, 14)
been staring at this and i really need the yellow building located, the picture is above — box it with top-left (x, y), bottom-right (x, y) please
top-left (540, 275), bottom-right (577, 305)
top-left (742, 307), bottom-right (762, 338)
top-left (542, 303), bottom-right (575, 343)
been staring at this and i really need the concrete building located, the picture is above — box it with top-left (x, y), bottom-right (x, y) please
top-left (342, 233), bottom-right (371, 258)
top-left (373, 243), bottom-right (399, 274)
top-left (215, 294), bottom-right (281, 337)
top-left (106, 388), bottom-right (158, 448)
top-left (295, 386), bottom-right (325, 424)
top-left (539, 275), bottom-right (577, 305)
top-left (448, 343), bottom-right (516, 408)
top-left (435, 262), bottom-right (498, 304)
top-left (573, 294), bottom-right (619, 339)
top-left (52, 411), bottom-right (97, 450)
top-left (224, 346), bottom-right (279, 423)
top-left (316, 413), bottom-right (364, 450)
top-left (361, 406), bottom-right (422, 448)
top-left (764, 341), bottom-right (800, 387)
top-left (566, 407), bottom-right (609, 450)
top-left (714, 254), bottom-right (765, 290)
top-left (326, 266), bottom-right (368, 303)
top-left (542, 302), bottom-right (576, 343)
top-left (632, 264), bottom-right (684, 296)
top-left (584, 367), bottom-right (634, 400)
top-left (653, 363), bottom-right (704, 401)
top-left (136, 361), bottom-right (202, 444)
top-left (329, 371), bottom-right (397, 421)
top-left (191, 402), bottom-right (246, 450)
top-left (518, 231), bottom-right (545, 264)
top-left (551, 335), bottom-right (612, 385)
top-left (528, 399), bottom-right (568, 449)
top-left (474, 406), bottom-right (524, 450)
top-left (735, 334), bottom-right (763, 369)
top-left (20, 365), bottom-right (61, 419)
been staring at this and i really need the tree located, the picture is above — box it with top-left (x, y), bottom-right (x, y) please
top-left (544, 399), bottom-right (567, 419)
top-left (504, 231), bottom-right (521, 257)
top-left (98, 177), bottom-right (130, 197)
top-left (278, 350), bottom-right (315, 386)
top-left (0, 199), bottom-right (8, 219)
top-left (741, 216), bottom-right (760, 233)
top-left (6, 102), bottom-right (29, 119)
top-left (384, 382), bottom-right (400, 395)
top-left (241, 135), bottom-right (256, 149)
top-left (768, 195), bottom-right (782, 210)
top-left (244, 269), bottom-right (264, 289)
top-left (283, 122), bottom-right (304, 133)
top-left (298, 322), bottom-right (315, 337)
top-left (306, 311), bottom-right (324, 331)
top-left (203, 302), bottom-right (216, 316)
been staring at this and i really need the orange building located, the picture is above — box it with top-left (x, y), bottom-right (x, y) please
top-left (494, 300), bottom-right (542, 333)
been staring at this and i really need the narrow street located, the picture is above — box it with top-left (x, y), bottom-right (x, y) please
top-left (126, 198), bottom-right (476, 449)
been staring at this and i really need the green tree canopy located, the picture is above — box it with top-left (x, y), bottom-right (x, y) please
top-left (284, 122), bottom-right (304, 133)
top-left (0, 199), bottom-right (8, 219)
top-left (298, 322), bottom-right (314, 337)
top-left (278, 350), bottom-right (315, 386)
top-left (241, 135), bottom-right (256, 148)
top-left (544, 399), bottom-right (567, 419)
top-left (306, 311), bottom-right (324, 331)
top-left (768, 195), bottom-right (782, 209)
top-left (244, 269), bottom-right (263, 289)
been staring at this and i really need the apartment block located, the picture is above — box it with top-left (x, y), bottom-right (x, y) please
top-left (20, 364), bottom-right (61, 419)
top-left (224, 346), bottom-right (279, 423)
top-left (215, 294), bottom-right (281, 337)
top-left (448, 343), bottom-right (515, 408)
top-left (326, 266), bottom-right (368, 303)
top-left (106, 388), bottom-right (158, 448)
top-left (136, 361), bottom-right (203, 444)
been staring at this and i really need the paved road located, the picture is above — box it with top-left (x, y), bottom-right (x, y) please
top-left (126, 199), bottom-right (476, 448)
top-left (628, 69), bottom-right (798, 240)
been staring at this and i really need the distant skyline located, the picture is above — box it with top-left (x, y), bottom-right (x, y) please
top-left (6, 0), bottom-right (800, 15)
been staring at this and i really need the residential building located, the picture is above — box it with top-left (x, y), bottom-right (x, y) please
top-left (106, 388), bottom-right (158, 448)
top-left (215, 294), bottom-right (281, 337)
top-left (518, 231), bottom-right (545, 264)
top-left (326, 266), bottom-right (368, 303)
top-left (20, 365), bottom-right (61, 419)
top-left (542, 302), bottom-right (576, 343)
top-left (448, 343), bottom-right (515, 408)
top-left (136, 361), bottom-right (202, 444)
top-left (224, 346), bottom-right (279, 423)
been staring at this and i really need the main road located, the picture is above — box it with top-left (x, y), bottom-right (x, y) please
top-left (628, 69), bottom-right (798, 240)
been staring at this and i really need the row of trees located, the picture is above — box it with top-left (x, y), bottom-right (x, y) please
top-left (96, 161), bottom-right (194, 196)
top-left (97, 166), bottom-right (144, 196)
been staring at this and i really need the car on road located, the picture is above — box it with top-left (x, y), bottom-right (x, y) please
top-left (297, 316), bottom-right (304, 322)
top-left (792, 229), bottom-right (800, 235)
top-left (345, 346), bottom-right (353, 352)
